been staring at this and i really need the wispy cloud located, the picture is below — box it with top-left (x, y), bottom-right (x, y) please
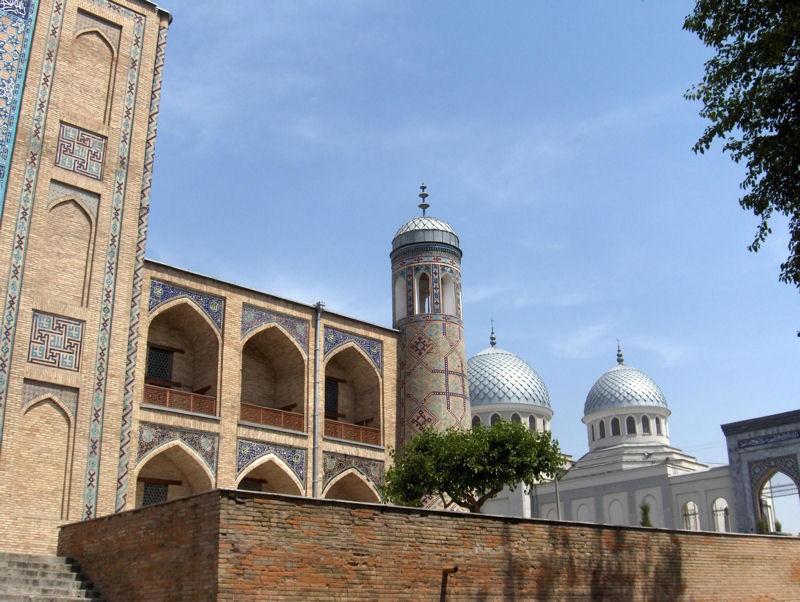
top-left (550, 322), bottom-right (614, 359)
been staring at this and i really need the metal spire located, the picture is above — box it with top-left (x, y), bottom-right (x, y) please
top-left (490, 319), bottom-right (496, 348)
top-left (418, 183), bottom-right (430, 216)
top-left (616, 339), bottom-right (624, 365)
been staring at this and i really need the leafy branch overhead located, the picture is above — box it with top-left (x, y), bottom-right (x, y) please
top-left (684, 1), bottom-right (800, 289)
top-left (382, 421), bottom-right (565, 513)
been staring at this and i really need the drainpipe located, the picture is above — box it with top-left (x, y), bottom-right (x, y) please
top-left (312, 301), bottom-right (325, 497)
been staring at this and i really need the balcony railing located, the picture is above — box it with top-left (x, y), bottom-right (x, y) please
top-left (143, 384), bottom-right (216, 416)
top-left (324, 419), bottom-right (381, 446)
top-left (240, 403), bottom-right (305, 432)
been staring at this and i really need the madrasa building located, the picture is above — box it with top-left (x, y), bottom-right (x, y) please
top-left (0, 0), bottom-right (797, 557)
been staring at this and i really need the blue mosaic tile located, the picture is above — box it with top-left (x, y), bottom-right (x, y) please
top-left (323, 452), bottom-right (384, 490)
top-left (0, 0), bottom-right (39, 209)
top-left (138, 422), bottom-right (218, 475)
top-left (237, 439), bottom-right (305, 483)
top-left (149, 279), bottom-right (224, 331)
top-left (323, 326), bottom-right (382, 373)
top-left (54, 123), bottom-right (106, 180)
top-left (241, 304), bottom-right (309, 354)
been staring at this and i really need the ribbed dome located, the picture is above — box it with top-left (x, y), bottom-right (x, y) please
top-left (583, 362), bottom-right (668, 416)
top-left (392, 215), bottom-right (460, 251)
top-left (468, 345), bottom-right (551, 408)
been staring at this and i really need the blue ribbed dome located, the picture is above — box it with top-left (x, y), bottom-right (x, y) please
top-left (583, 362), bottom-right (668, 416)
top-left (468, 346), bottom-right (551, 408)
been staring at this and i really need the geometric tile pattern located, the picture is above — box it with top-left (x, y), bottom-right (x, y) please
top-left (584, 362), bottom-right (669, 415)
top-left (322, 451), bottom-right (384, 491)
top-left (115, 16), bottom-right (169, 513)
top-left (399, 315), bottom-right (469, 440)
top-left (22, 378), bottom-right (79, 416)
top-left (237, 439), bottom-right (305, 484)
top-left (148, 279), bottom-right (225, 332)
top-left (0, 0), bottom-right (39, 209)
top-left (323, 326), bottom-right (382, 373)
top-left (241, 303), bottom-right (308, 354)
top-left (54, 122), bottom-right (106, 180)
top-left (748, 454), bottom-right (800, 500)
top-left (82, 0), bottom-right (147, 521)
top-left (0, 0), bottom-right (59, 452)
top-left (27, 311), bottom-right (84, 371)
top-left (137, 422), bottom-right (218, 475)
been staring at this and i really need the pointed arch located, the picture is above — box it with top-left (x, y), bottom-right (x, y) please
top-left (323, 343), bottom-right (382, 444)
top-left (472, 415), bottom-right (481, 427)
top-left (17, 398), bottom-right (74, 520)
top-left (240, 323), bottom-right (306, 429)
top-left (145, 299), bottom-right (221, 415)
top-left (626, 415), bottom-right (636, 435)
top-left (415, 271), bottom-right (431, 314)
top-left (134, 440), bottom-right (214, 508)
top-left (611, 417), bottom-right (620, 437)
top-left (235, 454), bottom-right (304, 496)
top-left (393, 275), bottom-right (407, 322)
top-left (71, 29), bottom-right (117, 123)
top-left (323, 468), bottom-right (381, 503)
top-left (441, 273), bottom-right (456, 316)
top-left (21, 394), bottom-right (74, 421)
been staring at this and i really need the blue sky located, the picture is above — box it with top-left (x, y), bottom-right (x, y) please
top-left (148, 1), bottom-right (798, 498)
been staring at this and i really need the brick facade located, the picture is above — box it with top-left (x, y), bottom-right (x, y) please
top-left (58, 489), bottom-right (800, 601)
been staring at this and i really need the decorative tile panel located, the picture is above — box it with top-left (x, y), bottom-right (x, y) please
top-left (28, 311), bottom-right (84, 371)
top-left (55, 123), bottom-right (106, 180)
top-left (737, 430), bottom-right (800, 450)
top-left (237, 439), bottom-right (305, 483)
top-left (116, 16), bottom-right (168, 513)
top-left (148, 279), bottom-right (224, 331)
top-left (137, 422), bottom-right (218, 475)
top-left (0, 0), bottom-right (39, 209)
top-left (22, 378), bottom-right (78, 416)
top-left (241, 304), bottom-right (308, 354)
top-left (323, 452), bottom-right (384, 490)
top-left (323, 326), bottom-right (382, 372)
top-left (0, 0), bottom-right (60, 452)
top-left (748, 454), bottom-right (800, 492)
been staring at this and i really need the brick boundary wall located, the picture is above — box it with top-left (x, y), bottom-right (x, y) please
top-left (58, 489), bottom-right (800, 601)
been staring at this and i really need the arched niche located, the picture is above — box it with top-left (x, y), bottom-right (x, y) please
top-left (236, 455), bottom-right (303, 496)
top-left (135, 441), bottom-right (214, 507)
top-left (323, 469), bottom-right (380, 503)
top-left (323, 345), bottom-right (381, 444)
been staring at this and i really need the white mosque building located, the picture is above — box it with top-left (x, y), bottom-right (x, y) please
top-left (468, 339), bottom-right (799, 534)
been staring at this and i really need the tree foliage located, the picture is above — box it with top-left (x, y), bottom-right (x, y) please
top-left (383, 421), bottom-right (565, 513)
top-left (684, 1), bottom-right (800, 288)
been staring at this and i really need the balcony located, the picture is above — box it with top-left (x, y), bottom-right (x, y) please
top-left (324, 419), bottom-right (381, 446)
top-left (143, 383), bottom-right (216, 416)
top-left (240, 402), bottom-right (305, 432)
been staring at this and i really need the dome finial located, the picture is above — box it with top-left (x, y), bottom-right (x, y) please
top-left (616, 338), bottom-right (624, 365)
top-left (418, 182), bottom-right (430, 216)
top-left (490, 319), bottom-right (496, 348)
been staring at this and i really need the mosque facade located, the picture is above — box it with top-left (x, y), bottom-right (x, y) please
top-left (0, 0), bottom-right (797, 557)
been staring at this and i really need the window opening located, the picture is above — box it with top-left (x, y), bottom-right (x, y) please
top-left (591, 423), bottom-right (595, 441)
top-left (511, 413), bottom-right (521, 424)
top-left (626, 416), bottom-right (636, 435)
top-left (655, 416), bottom-right (662, 435)
top-left (599, 421), bottom-right (606, 439)
top-left (642, 416), bottom-right (651, 434)
top-left (611, 417), bottom-right (620, 437)
top-left (417, 272), bottom-right (430, 314)
top-left (141, 481), bottom-right (168, 506)
top-left (325, 378), bottom-right (340, 420)
top-left (529, 416), bottom-right (537, 432)
top-left (683, 501), bottom-right (700, 530)
top-left (471, 415), bottom-right (481, 427)
top-left (146, 346), bottom-right (173, 384)
top-left (490, 413), bottom-right (500, 425)
top-left (712, 498), bottom-right (730, 532)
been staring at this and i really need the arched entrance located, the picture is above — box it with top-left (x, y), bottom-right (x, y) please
top-left (323, 470), bottom-right (381, 503)
top-left (757, 470), bottom-right (800, 534)
top-left (323, 346), bottom-right (381, 445)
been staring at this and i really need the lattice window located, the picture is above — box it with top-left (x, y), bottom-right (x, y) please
top-left (141, 481), bottom-right (168, 506)
top-left (146, 347), bottom-right (173, 382)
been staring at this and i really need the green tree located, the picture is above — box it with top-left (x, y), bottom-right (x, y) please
top-left (684, 1), bottom-right (800, 289)
top-left (383, 421), bottom-right (565, 513)
top-left (640, 502), bottom-right (654, 527)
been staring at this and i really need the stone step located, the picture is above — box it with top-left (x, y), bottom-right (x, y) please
top-left (0, 554), bottom-right (102, 601)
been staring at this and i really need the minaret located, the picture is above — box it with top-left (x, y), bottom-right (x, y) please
top-left (391, 185), bottom-right (470, 441)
